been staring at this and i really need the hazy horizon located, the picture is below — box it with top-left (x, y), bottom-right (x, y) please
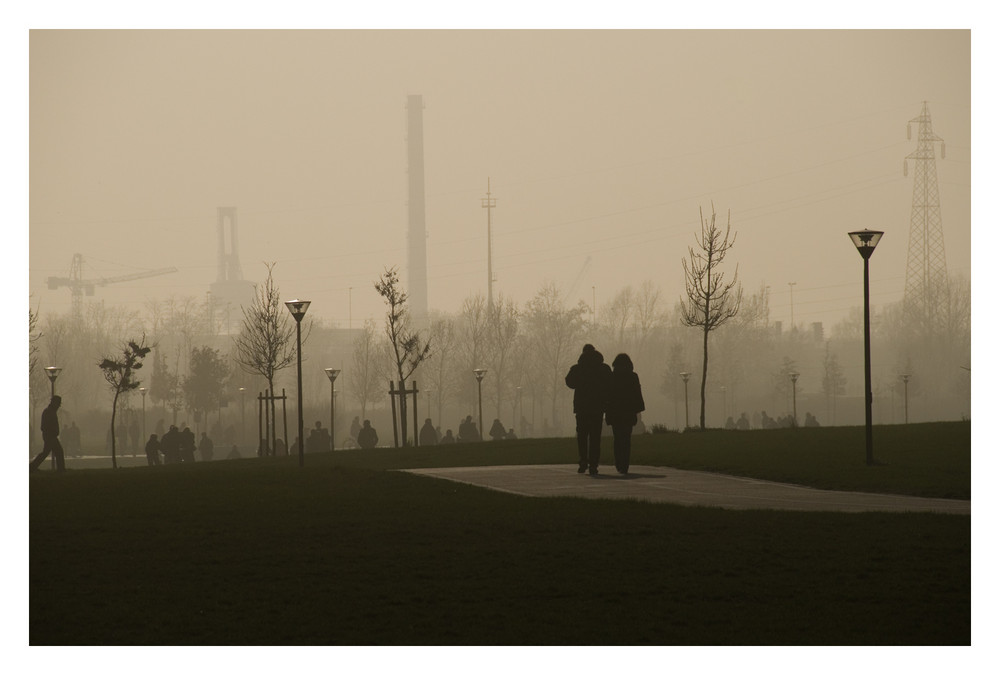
top-left (28, 30), bottom-right (970, 332)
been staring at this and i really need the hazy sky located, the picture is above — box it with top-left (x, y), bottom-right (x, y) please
top-left (28, 29), bottom-right (971, 332)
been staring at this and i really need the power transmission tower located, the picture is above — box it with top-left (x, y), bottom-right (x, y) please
top-left (903, 101), bottom-right (948, 334)
top-left (481, 178), bottom-right (496, 311)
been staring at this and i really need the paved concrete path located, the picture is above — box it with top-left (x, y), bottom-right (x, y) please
top-left (402, 464), bottom-right (970, 515)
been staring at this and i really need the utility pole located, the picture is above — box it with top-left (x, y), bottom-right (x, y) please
top-left (481, 178), bottom-right (496, 312)
top-left (788, 282), bottom-right (796, 331)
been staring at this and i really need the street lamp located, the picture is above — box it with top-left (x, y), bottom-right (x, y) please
top-left (680, 372), bottom-right (690, 430)
top-left (139, 386), bottom-right (147, 445)
top-left (44, 366), bottom-right (62, 398)
top-left (789, 372), bottom-right (799, 426)
top-left (516, 386), bottom-right (523, 437)
top-left (849, 228), bottom-right (884, 465)
top-left (902, 374), bottom-right (910, 424)
top-left (44, 367), bottom-right (62, 469)
top-left (239, 387), bottom-right (246, 447)
top-left (325, 368), bottom-right (340, 451)
top-left (473, 368), bottom-right (487, 441)
top-left (284, 299), bottom-right (311, 467)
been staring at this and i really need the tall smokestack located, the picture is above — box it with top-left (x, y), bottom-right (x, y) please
top-left (406, 94), bottom-right (428, 325)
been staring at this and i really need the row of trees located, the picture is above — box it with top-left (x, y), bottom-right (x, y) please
top-left (29, 205), bottom-right (971, 461)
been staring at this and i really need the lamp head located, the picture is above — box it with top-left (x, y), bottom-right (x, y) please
top-left (44, 366), bottom-right (62, 382)
top-left (680, 371), bottom-right (690, 383)
top-left (848, 229), bottom-right (884, 260)
top-left (473, 368), bottom-right (487, 382)
top-left (325, 368), bottom-right (341, 382)
top-left (284, 299), bottom-right (311, 322)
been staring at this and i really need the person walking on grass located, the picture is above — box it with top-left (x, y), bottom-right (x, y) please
top-left (605, 353), bottom-right (645, 475)
top-left (30, 396), bottom-right (65, 472)
top-left (144, 433), bottom-right (162, 466)
top-left (357, 419), bottom-right (379, 449)
top-left (565, 344), bottom-right (612, 475)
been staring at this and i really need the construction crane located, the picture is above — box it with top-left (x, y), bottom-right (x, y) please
top-left (47, 253), bottom-right (178, 319)
top-left (562, 256), bottom-right (593, 306)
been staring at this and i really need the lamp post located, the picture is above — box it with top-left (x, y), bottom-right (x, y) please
top-left (720, 385), bottom-right (727, 426)
top-left (44, 367), bottom-right (62, 469)
top-left (44, 366), bottom-right (62, 398)
top-left (789, 372), bottom-right (799, 426)
top-left (325, 368), bottom-right (340, 451)
top-left (849, 228), bottom-right (884, 465)
top-left (680, 372), bottom-right (690, 430)
top-left (516, 386), bottom-right (523, 437)
top-left (139, 387), bottom-right (147, 445)
top-left (788, 281), bottom-right (797, 331)
top-left (239, 387), bottom-right (246, 447)
top-left (902, 374), bottom-right (910, 424)
top-left (284, 299), bottom-right (311, 467)
top-left (473, 368), bottom-right (487, 441)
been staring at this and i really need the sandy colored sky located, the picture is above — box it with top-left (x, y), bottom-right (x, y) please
top-left (27, 28), bottom-right (971, 331)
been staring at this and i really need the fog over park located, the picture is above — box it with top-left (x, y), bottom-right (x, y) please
top-left (21, 23), bottom-right (976, 451)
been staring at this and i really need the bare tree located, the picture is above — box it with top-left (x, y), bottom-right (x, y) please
top-left (349, 318), bottom-right (384, 421)
top-left (601, 285), bottom-right (635, 349)
top-left (374, 266), bottom-right (431, 445)
top-left (98, 336), bottom-right (151, 469)
top-left (523, 282), bottom-right (589, 432)
top-left (233, 262), bottom-right (301, 454)
top-left (486, 294), bottom-right (520, 420)
top-left (421, 314), bottom-right (458, 426)
top-left (457, 293), bottom-right (490, 408)
top-left (821, 342), bottom-right (846, 424)
top-left (680, 204), bottom-right (743, 429)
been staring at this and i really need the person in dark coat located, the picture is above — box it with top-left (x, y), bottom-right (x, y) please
top-left (180, 426), bottom-right (197, 462)
top-left (440, 429), bottom-right (456, 444)
top-left (30, 396), bottom-right (65, 472)
top-left (565, 344), bottom-right (613, 475)
top-left (458, 416), bottom-right (480, 442)
top-left (489, 418), bottom-right (506, 441)
top-left (198, 432), bottom-right (214, 462)
top-left (144, 434), bottom-right (162, 466)
top-left (160, 425), bottom-right (180, 464)
top-left (419, 418), bottom-right (439, 446)
top-left (605, 353), bottom-right (645, 475)
top-left (357, 420), bottom-right (378, 449)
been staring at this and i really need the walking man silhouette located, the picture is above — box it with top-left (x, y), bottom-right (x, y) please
top-left (565, 344), bottom-right (612, 475)
top-left (31, 396), bottom-right (65, 472)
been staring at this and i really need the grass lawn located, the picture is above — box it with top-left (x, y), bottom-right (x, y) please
top-left (29, 422), bottom-right (970, 645)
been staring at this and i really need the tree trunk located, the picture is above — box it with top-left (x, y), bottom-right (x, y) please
top-left (110, 391), bottom-right (119, 469)
top-left (398, 379), bottom-right (408, 446)
top-left (700, 324), bottom-right (709, 429)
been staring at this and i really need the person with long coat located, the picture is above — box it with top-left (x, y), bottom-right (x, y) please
top-left (565, 344), bottom-right (613, 475)
top-left (605, 353), bottom-right (645, 475)
top-left (419, 418), bottom-right (439, 446)
top-left (357, 420), bottom-right (379, 449)
top-left (144, 434), bottom-right (162, 466)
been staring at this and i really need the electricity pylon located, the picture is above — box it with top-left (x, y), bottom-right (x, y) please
top-left (902, 101), bottom-right (948, 334)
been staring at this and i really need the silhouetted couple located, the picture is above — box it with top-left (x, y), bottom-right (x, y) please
top-left (565, 344), bottom-right (645, 476)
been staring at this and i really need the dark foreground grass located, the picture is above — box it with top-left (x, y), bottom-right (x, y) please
top-left (30, 422), bottom-right (970, 645)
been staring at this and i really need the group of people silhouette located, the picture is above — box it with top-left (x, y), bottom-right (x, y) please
top-left (565, 344), bottom-right (646, 476)
top-left (143, 424), bottom-right (214, 465)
